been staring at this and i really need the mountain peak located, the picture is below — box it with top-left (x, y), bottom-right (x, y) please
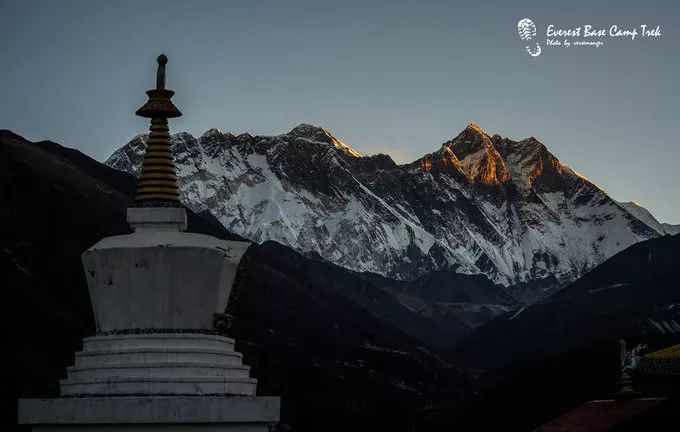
top-left (444, 123), bottom-right (493, 150)
top-left (201, 128), bottom-right (224, 138)
top-left (442, 123), bottom-right (509, 185)
top-left (288, 123), bottom-right (361, 157)
top-left (291, 123), bottom-right (325, 133)
top-left (289, 123), bottom-right (336, 142)
top-left (172, 131), bottom-right (195, 140)
top-left (465, 123), bottom-right (486, 135)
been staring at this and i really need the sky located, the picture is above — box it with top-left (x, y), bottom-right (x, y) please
top-left (1, 0), bottom-right (678, 223)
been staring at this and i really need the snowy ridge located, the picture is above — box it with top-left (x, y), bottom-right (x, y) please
top-left (662, 223), bottom-right (680, 235)
top-left (106, 123), bottom-right (668, 300)
top-left (617, 201), bottom-right (678, 235)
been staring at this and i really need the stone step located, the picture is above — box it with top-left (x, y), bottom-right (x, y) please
top-left (66, 362), bottom-right (251, 381)
top-left (60, 376), bottom-right (257, 397)
top-left (74, 348), bottom-right (243, 368)
top-left (83, 333), bottom-right (235, 351)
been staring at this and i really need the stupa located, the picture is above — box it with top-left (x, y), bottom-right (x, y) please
top-left (19, 55), bottom-right (280, 431)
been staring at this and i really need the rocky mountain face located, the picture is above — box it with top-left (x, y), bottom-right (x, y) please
top-left (107, 123), bottom-right (671, 300)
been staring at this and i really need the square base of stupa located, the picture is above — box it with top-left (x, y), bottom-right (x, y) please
top-left (19, 396), bottom-right (280, 432)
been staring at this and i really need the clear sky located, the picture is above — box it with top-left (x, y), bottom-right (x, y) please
top-left (1, 0), bottom-right (678, 223)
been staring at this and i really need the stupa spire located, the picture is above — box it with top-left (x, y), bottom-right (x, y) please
top-left (134, 54), bottom-right (182, 206)
top-left (19, 52), bottom-right (280, 432)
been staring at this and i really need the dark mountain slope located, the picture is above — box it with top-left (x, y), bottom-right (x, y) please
top-left (554, 233), bottom-right (679, 299)
top-left (360, 270), bottom-right (518, 331)
top-left (448, 233), bottom-right (680, 430)
top-left (453, 233), bottom-right (680, 372)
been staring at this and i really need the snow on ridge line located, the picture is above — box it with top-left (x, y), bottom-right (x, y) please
top-left (105, 124), bottom-right (667, 300)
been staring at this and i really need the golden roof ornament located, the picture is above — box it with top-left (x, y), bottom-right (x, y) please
top-left (134, 54), bottom-right (182, 206)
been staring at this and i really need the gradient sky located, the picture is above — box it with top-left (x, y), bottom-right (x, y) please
top-left (2, 0), bottom-right (678, 223)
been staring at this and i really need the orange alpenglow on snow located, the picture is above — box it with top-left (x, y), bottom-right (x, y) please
top-left (435, 123), bottom-right (511, 186)
top-left (421, 157), bottom-right (432, 172)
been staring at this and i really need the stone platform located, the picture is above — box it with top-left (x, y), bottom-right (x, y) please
top-left (19, 396), bottom-right (280, 432)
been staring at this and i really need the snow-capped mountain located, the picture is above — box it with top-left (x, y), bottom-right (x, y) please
top-left (106, 123), bottom-right (669, 299)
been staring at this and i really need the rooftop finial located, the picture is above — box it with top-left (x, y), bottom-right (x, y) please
top-left (156, 54), bottom-right (167, 90)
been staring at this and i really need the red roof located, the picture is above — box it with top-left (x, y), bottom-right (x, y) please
top-left (536, 398), bottom-right (666, 432)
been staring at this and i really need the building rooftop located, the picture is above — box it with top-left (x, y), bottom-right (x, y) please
top-left (536, 398), bottom-right (667, 432)
top-left (639, 344), bottom-right (680, 376)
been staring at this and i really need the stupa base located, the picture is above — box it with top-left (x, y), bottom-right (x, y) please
top-left (59, 333), bottom-right (257, 397)
top-left (19, 396), bottom-right (280, 432)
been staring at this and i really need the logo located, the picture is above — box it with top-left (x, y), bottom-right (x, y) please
top-left (516, 18), bottom-right (661, 57)
top-left (517, 18), bottom-right (541, 57)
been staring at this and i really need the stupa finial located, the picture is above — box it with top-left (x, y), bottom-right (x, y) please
top-left (156, 54), bottom-right (167, 89)
top-left (135, 53), bottom-right (182, 119)
top-left (134, 54), bottom-right (182, 206)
